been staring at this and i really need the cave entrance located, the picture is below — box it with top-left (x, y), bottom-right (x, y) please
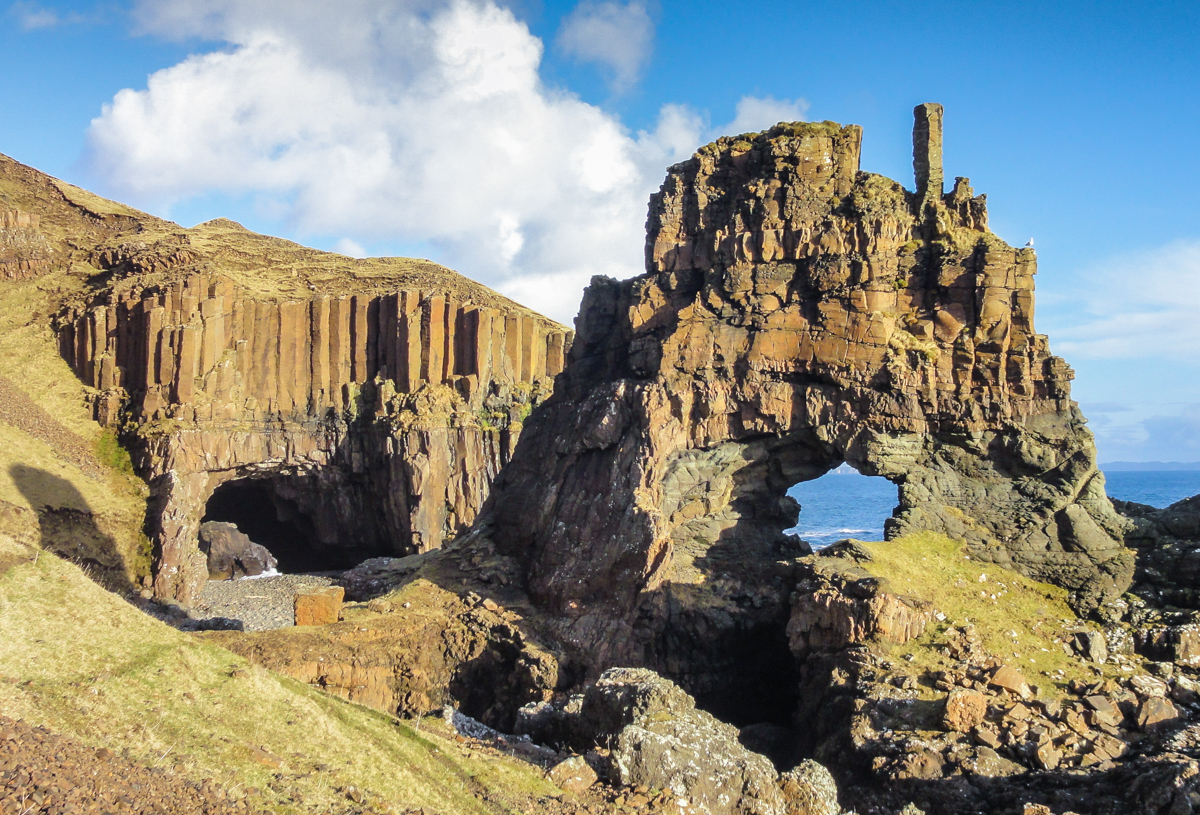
top-left (202, 475), bottom-right (385, 574)
top-left (784, 464), bottom-right (900, 549)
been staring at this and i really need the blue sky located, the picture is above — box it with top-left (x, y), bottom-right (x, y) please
top-left (2, 0), bottom-right (1199, 463)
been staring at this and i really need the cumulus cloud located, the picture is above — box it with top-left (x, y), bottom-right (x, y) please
top-left (1051, 240), bottom-right (1200, 361)
top-left (555, 1), bottom-right (654, 93)
top-left (87, 1), bottom-right (805, 324)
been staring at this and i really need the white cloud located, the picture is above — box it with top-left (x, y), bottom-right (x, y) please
top-left (717, 95), bottom-right (809, 137)
top-left (87, 1), bottom-right (808, 324)
top-left (1051, 241), bottom-right (1200, 361)
top-left (88, 0), bottom-right (701, 323)
top-left (555, 1), bottom-right (653, 93)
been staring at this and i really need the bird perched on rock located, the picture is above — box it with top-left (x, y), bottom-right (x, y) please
top-left (1024, 238), bottom-right (1035, 248)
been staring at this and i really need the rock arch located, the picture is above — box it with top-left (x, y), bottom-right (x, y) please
top-left (474, 105), bottom-right (1133, 689)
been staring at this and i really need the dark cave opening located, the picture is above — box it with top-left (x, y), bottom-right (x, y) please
top-left (201, 477), bottom-right (380, 573)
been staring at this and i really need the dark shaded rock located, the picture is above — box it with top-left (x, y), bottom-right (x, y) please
top-left (519, 668), bottom-right (839, 815)
top-left (468, 104), bottom-right (1132, 702)
top-left (198, 521), bottom-right (276, 579)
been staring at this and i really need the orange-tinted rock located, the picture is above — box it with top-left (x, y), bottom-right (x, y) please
top-left (1138, 696), bottom-right (1181, 732)
top-left (943, 690), bottom-right (988, 732)
top-left (294, 586), bottom-right (345, 626)
top-left (52, 239), bottom-right (569, 603)
top-left (989, 666), bottom-right (1031, 696)
top-left (471, 107), bottom-right (1132, 691)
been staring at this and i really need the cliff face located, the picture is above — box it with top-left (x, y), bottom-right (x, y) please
top-left (0, 152), bottom-right (569, 604)
top-left (56, 224), bottom-right (569, 602)
top-left (473, 105), bottom-right (1132, 700)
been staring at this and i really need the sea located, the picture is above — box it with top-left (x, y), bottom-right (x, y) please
top-left (784, 466), bottom-right (1200, 550)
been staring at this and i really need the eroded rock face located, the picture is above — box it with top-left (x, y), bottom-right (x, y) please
top-left (516, 668), bottom-right (840, 815)
top-left (475, 105), bottom-right (1132, 698)
top-left (56, 226), bottom-right (570, 602)
top-left (0, 209), bottom-right (51, 280)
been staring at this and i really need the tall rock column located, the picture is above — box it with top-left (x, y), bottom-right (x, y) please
top-left (467, 109), bottom-right (1132, 694)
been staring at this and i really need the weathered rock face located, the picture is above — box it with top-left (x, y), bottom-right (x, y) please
top-left (474, 105), bottom-right (1132, 703)
top-left (786, 543), bottom-right (933, 660)
top-left (0, 209), bottom-right (52, 280)
top-left (55, 221), bottom-right (570, 602)
top-left (515, 667), bottom-right (841, 815)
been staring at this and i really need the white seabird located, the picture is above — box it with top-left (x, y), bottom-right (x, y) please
top-left (1024, 238), bottom-right (1035, 248)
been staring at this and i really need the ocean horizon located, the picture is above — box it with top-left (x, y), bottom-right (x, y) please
top-left (785, 466), bottom-right (1200, 550)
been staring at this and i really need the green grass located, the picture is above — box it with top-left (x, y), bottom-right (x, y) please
top-left (95, 429), bottom-right (136, 477)
top-left (856, 532), bottom-right (1134, 697)
top-left (0, 542), bottom-right (561, 815)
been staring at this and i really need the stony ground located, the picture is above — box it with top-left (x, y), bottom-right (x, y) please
top-left (194, 573), bottom-right (337, 631)
top-left (0, 716), bottom-right (255, 815)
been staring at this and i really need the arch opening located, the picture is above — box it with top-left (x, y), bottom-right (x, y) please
top-left (201, 475), bottom-right (389, 574)
top-left (784, 464), bottom-right (900, 549)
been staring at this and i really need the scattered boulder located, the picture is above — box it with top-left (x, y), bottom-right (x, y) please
top-left (519, 668), bottom-right (838, 815)
top-left (294, 586), bottom-right (344, 626)
top-left (1072, 630), bottom-right (1108, 664)
top-left (942, 689), bottom-right (988, 732)
top-left (198, 521), bottom-right (277, 580)
top-left (1138, 696), bottom-right (1181, 733)
top-left (777, 760), bottom-right (839, 815)
top-left (988, 665), bottom-right (1031, 697)
top-left (546, 756), bottom-right (597, 795)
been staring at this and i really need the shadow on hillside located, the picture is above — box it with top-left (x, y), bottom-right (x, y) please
top-left (8, 463), bottom-right (133, 594)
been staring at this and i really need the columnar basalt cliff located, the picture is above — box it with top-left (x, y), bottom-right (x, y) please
top-left (56, 218), bottom-right (570, 602)
top-left (472, 105), bottom-right (1133, 704)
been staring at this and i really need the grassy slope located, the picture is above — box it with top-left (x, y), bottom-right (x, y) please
top-left (0, 539), bottom-right (560, 815)
top-left (860, 532), bottom-right (1136, 696)
top-left (0, 267), bottom-right (150, 584)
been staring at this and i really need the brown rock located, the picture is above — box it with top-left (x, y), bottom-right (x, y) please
top-left (989, 666), bottom-right (1031, 696)
top-left (943, 690), bottom-right (988, 732)
top-left (1138, 696), bottom-right (1181, 732)
top-left (546, 756), bottom-right (597, 795)
top-left (461, 105), bottom-right (1132, 695)
top-left (294, 586), bottom-right (345, 626)
top-left (1034, 743), bottom-right (1061, 770)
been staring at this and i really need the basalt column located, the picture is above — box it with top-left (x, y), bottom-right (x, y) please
top-left (470, 106), bottom-right (1133, 694)
top-left (61, 274), bottom-right (571, 603)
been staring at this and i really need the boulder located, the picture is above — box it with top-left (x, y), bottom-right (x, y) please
top-left (528, 668), bottom-right (838, 815)
top-left (988, 666), bottom-right (1031, 697)
top-left (294, 585), bottom-right (344, 626)
top-left (777, 760), bottom-right (839, 815)
top-left (198, 521), bottom-right (277, 579)
top-left (546, 756), bottom-right (596, 795)
top-left (942, 690), bottom-right (988, 732)
top-left (1138, 696), bottom-right (1181, 733)
top-left (1073, 630), bottom-right (1108, 664)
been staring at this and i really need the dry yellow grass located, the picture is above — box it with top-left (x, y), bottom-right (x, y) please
top-left (0, 545), bottom-right (562, 815)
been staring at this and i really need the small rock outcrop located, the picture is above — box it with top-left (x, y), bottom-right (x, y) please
top-left (0, 209), bottom-right (51, 280)
top-left (198, 521), bottom-right (277, 579)
top-left (516, 668), bottom-right (840, 815)
top-left (471, 104), bottom-right (1131, 702)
